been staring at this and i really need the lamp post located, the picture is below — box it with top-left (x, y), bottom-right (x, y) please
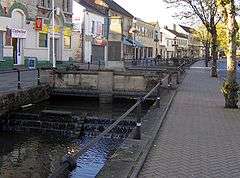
top-left (154, 30), bottom-right (159, 58)
top-left (172, 37), bottom-right (178, 58)
top-left (51, 0), bottom-right (56, 68)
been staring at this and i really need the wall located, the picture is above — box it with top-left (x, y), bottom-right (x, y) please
top-left (52, 70), bottom-right (160, 93)
top-left (0, 85), bottom-right (50, 112)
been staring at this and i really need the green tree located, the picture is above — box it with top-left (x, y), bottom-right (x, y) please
top-left (193, 25), bottom-right (211, 67)
top-left (218, 0), bottom-right (239, 108)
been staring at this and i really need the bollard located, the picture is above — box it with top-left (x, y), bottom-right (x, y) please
top-left (37, 68), bottom-right (41, 85)
top-left (17, 70), bottom-right (21, 89)
top-left (87, 62), bottom-right (90, 70)
top-left (156, 97), bottom-right (161, 108)
top-left (134, 98), bottom-right (142, 140)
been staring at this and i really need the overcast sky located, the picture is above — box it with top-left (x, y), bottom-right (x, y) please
top-left (114, 0), bottom-right (176, 25)
top-left (73, 0), bottom-right (177, 26)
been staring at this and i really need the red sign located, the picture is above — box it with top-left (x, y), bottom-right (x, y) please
top-left (35, 18), bottom-right (43, 31)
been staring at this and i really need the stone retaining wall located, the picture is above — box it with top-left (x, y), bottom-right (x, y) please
top-left (0, 86), bottom-right (50, 112)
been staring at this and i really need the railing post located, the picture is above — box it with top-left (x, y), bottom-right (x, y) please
top-left (98, 60), bottom-right (101, 70)
top-left (168, 73), bottom-right (172, 88)
top-left (176, 71), bottom-right (180, 85)
top-left (134, 97), bottom-right (142, 140)
top-left (37, 68), bottom-right (41, 85)
top-left (17, 70), bottom-right (21, 89)
top-left (87, 62), bottom-right (90, 71)
top-left (156, 97), bottom-right (160, 108)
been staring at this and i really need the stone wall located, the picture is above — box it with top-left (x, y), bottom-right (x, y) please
top-left (0, 86), bottom-right (50, 112)
top-left (53, 70), bottom-right (155, 92)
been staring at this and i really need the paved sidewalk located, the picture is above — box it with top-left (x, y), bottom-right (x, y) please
top-left (139, 61), bottom-right (240, 178)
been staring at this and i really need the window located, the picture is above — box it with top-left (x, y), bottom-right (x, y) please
top-left (40, 0), bottom-right (45, 6)
top-left (39, 33), bottom-right (48, 47)
top-left (64, 36), bottom-right (71, 49)
top-left (67, 0), bottom-right (70, 12)
top-left (47, 0), bottom-right (51, 8)
top-left (91, 21), bottom-right (95, 34)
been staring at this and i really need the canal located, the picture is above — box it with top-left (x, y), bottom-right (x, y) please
top-left (0, 96), bottom-right (154, 178)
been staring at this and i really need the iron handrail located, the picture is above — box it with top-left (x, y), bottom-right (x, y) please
top-left (49, 74), bottom-right (170, 178)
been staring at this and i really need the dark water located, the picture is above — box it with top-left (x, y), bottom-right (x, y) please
top-left (0, 97), bottom-right (153, 178)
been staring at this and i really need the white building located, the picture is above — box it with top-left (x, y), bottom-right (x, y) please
top-left (73, 1), bottom-right (108, 64)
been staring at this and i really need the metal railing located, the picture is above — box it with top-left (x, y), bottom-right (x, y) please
top-left (0, 69), bottom-right (41, 90)
top-left (49, 72), bottom-right (178, 178)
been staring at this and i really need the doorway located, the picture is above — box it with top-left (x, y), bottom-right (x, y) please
top-left (50, 38), bottom-right (59, 62)
top-left (12, 38), bottom-right (21, 65)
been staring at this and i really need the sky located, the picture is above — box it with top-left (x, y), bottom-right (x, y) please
top-left (114, 0), bottom-right (176, 25)
top-left (73, 0), bottom-right (177, 26)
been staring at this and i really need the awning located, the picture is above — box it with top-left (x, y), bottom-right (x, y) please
top-left (123, 37), bottom-right (145, 48)
top-left (133, 40), bottom-right (144, 48)
top-left (123, 37), bottom-right (133, 46)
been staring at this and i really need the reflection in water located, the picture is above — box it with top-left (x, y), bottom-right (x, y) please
top-left (0, 97), bottom-right (153, 178)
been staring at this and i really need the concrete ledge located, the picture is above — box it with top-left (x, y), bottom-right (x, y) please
top-left (97, 89), bottom-right (177, 178)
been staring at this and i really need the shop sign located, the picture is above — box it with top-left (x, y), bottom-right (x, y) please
top-left (64, 27), bottom-right (72, 37)
top-left (93, 37), bottom-right (107, 46)
top-left (11, 28), bottom-right (27, 39)
top-left (40, 24), bottom-right (49, 34)
top-left (49, 26), bottom-right (61, 33)
top-left (35, 18), bottom-right (43, 31)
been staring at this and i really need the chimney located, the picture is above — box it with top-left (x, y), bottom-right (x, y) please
top-left (173, 24), bottom-right (176, 31)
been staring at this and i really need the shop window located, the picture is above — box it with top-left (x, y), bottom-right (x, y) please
top-left (39, 33), bottom-right (48, 47)
top-left (64, 36), bottom-right (71, 49)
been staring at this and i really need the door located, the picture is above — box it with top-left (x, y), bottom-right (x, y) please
top-left (92, 45), bottom-right (104, 64)
top-left (12, 38), bottom-right (17, 64)
top-left (0, 32), bottom-right (3, 60)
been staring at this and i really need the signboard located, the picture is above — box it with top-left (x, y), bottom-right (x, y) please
top-left (93, 37), bottom-right (107, 46)
top-left (64, 27), bottom-right (72, 37)
top-left (35, 18), bottom-right (43, 31)
top-left (110, 17), bottom-right (122, 34)
top-left (11, 28), bottom-right (27, 39)
top-left (40, 24), bottom-right (49, 34)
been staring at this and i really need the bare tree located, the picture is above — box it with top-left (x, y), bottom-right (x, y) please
top-left (164, 0), bottom-right (221, 77)
top-left (219, 0), bottom-right (239, 108)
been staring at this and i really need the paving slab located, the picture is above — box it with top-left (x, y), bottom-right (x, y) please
top-left (139, 61), bottom-right (240, 178)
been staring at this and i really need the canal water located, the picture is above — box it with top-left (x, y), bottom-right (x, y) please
top-left (0, 97), bottom-right (153, 178)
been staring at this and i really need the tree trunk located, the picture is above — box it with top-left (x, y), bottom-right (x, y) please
top-left (223, 0), bottom-right (239, 108)
top-left (205, 43), bottom-right (210, 67)
top-left (210, 27), bottom-right (218, 77)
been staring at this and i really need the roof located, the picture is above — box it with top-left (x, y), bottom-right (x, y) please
top-left (79, 0), bottom-right (108, 16)
top-left (179, 25), bottom-right (195, 34)
top-left (105, 0), bottom-right (134, 18)
top-left (165, 28), bottom-right (188, 39)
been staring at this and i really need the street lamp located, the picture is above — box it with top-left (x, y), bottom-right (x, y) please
top-left (172, 37), bottom-right (178, 58)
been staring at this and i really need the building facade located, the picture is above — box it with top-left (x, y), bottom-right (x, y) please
top-left (0, 0), bottom-right (74, 70)
top-left (73, 0), bottom-right (108, 64)
top-left (134, 18), bottom-right (155, 59)
top-left (105, 0), bottom-right (134, 69)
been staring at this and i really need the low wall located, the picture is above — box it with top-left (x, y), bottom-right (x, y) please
top-left (0, 86), bottom-right (50, 112)
top-left (53, 70), bottom-right (161, 93)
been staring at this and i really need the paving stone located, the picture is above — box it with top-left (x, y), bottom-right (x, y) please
top-left (138, 61), bottom-right (240, 178)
